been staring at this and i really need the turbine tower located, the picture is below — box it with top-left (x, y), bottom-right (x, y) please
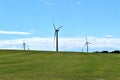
top-left (53, 23), bottom-right (63, 52)
top-left (82, 36), bottom-right (91, 53)
top-left (23, 42), bottom-right (26, 50)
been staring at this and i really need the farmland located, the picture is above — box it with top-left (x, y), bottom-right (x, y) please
top-left (0, 50), bottom-right (120, 80)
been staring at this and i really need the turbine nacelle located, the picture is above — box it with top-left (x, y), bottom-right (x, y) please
top-left (55, 29), bottom-right (59, 32)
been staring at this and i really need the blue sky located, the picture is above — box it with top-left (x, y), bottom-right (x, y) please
top-left (0, 0), bottom-right (120, 51)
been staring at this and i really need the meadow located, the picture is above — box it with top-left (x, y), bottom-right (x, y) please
top-left (0, 50), bottom-right (120, 80)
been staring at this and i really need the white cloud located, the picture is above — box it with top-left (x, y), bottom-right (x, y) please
top-left (0, 36), bottom-right (120, 52)
top-left (76, 1), bottom-right (80, 4)
top-left (105, 35), bottom-right (114, 38)
top-left (41, 0), bottom-right (55, 5)
top-left (70, 1), bottom-right (81, 6)
top-left (0, 31), bottom-right (31, 35)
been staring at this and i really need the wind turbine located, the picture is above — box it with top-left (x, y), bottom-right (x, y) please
top-left (23, 42), bottom-right (26, 50)
top-left (82, 36), bottom-right (91, 53)
top-left (53, 23), bottom-right (63, 52)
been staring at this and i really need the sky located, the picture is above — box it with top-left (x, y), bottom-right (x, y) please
top-left (0, 0), bottom-right (120, 52)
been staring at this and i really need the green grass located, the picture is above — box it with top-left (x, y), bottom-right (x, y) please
top-left (0, 50), bottom-right (120, 80)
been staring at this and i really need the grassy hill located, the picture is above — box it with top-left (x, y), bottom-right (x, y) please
top-left (0, 50), bottom-right (120, 80)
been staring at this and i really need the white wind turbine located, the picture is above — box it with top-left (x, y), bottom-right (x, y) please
top-left (82, 36), bottom-right (91, 53)
top-left (53, 23), bottom-right (63, 52)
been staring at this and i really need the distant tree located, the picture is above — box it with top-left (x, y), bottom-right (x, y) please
top-left (94, 50), bottom-right (120, 54)
top-left (94, 51), bottom-right (100, 53)
top-left (101, 51), bottom-right (109, 53)
top-left (111, 50), bottom-right (120, 54)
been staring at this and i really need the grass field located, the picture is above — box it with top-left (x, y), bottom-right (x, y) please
top-left (0, 50), bottom-right (120, 80)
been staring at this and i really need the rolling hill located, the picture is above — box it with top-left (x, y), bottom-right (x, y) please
top-left (0, 50), bottom-right (120, 80)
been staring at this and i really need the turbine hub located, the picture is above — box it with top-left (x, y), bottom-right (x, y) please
top-left (56, 29), bottom-right (59, 32)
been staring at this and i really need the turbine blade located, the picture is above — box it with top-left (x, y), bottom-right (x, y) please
top-left (82, 43), bottom-right (87, 51)
top-left (53, 23), bottom-right (56, 30)
top-left (57, 25), bottom-right (63, 30)
top-left (54, 31), bottom-right (57, 42)
top-left (89, 42), bottom-right (92, 44)
top-left (86, 36), bottom-right (88, 42)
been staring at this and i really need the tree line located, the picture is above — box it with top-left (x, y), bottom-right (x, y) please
top-left (94, 50), bottom-right (120, 54)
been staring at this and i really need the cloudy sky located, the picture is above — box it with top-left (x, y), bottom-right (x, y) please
top-left (0, 0), bottom-right (120, 52)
